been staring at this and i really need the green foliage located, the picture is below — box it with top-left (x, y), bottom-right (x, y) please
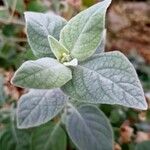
top-left (0, 115), bottom-right (67, 150)
top-left (27, 0), bottom-right (48, 12)
top-left (60, 0), bottom-right (111, 61)
top-left (17, 89), bottom-right (67, 128)
top-left (11, 58), bottom-right (72, 89)
top-left (1, 0), bottom-right (149, 149)
top-left (65, 104), bottom-right (113, 150)
top-left (135, 141), bottom-right (150, 150)
top-left (62, 51), bottom-right (147, 109)
top-left (32, 122), bottom-right (67, 150)
top-left (48, 35), bottom-right (69, 61)
top-left (24, 12), bottom-right (67, 58)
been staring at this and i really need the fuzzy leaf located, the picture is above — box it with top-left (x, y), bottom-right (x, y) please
top-left (95, 29), bottom-right (106, 54)
top-left (25, 12), bottom-right (67, 58)
top-left (48, 35), bottom-right (69, 60)
top-left (62, 51), bottom-right (147, 110)
top-left (11, 58), bottom-right (72, 89)
top-left (66, 104), bottom-right (113, 150)
top-left (60, 0), bottom-right (111, 61)
top-left (17, 89), bottom-right (67, 128)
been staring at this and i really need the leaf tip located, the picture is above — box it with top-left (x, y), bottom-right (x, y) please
top-left (10, 74), bottom-right (16, 86)
top-left (24, 11), bottom-right (30, 20)
top-left (141, 100), bottom-right (148, 110)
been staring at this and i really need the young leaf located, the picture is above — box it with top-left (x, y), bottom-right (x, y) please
top-left (31, 122), bottom-right (67, 150)
top-left (25, 12), bottom-right (67, 58)
top-left (62, 51), bottom-right (147, 110)
top-left (60, 0), bottom-right (111, 61)
top-left (66, 104), bottom-right (113, 150)
top-left (63, 58), bottom-right (78, 67)
top-left (48, 35), bottom-right (69, 60)
top-left (17, 89), bottom-right (67, 128)
top-left (11, 58), bottom-right (72, 89)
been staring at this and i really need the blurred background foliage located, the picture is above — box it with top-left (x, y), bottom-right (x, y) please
top-left (0, 0), bottom-right (150, 150)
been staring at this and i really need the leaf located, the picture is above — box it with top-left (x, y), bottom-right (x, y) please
top-left (48, 35), bottom-right (69, 60)
top-left (31, 122), bottom-right (67, 150)
top-left (17, 89), bottom-right (67, 128)
top-left (15, 130), bottom-right (31, 150)
top-left (25, 12), bottom-right (67, 58)
top-left (11, 57), bottom-right (72, 89)
top-left (60, 0), bottom-right (111, 61)
top-left (62, 51), bottom-right (147, 110)
top-left (66, 104), bottom-right (113, 150)
top-left (27, 0), bottom-right (48, 12)
top-left (0, 129), bottom-right (16, 150)
top-left (95, 29), bottom-right (106, 54)
top-left (135, 141), bottom-right (150, 150)
top-left (63, 58), bottom-right (78, 67)
top-left (0, 127), bottom-right (31, 150)
top-left (83, 0), bottom-right (95, 7)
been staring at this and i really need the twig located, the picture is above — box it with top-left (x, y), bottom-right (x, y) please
top-left (8, 0), bottom-right (17, 23)
top-left (0, 18), bottom-right (25, 26)
top-left (9, 37), bottom-right (27, 43)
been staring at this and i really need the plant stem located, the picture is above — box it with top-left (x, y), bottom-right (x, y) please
top-left (0, 18), bottom-right (25, 26)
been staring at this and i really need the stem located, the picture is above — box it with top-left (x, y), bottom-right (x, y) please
top-left (0, 18), bottom-right (25, 26)
top-left (8, 0), bottom-right (17, 23)
top-left (8, 37), bottom-right (27, 43)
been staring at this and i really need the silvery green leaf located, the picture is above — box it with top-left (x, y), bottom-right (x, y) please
top-left (48, 35), bottom-right (69, 60)
top-left (62, 51), bottom-right (147, 110)
top-left (17, 89), bottom-right (67, 128)
top-left (60, 0), bottom-right (111, 61)
top-left (32, 122), bottom-right (66, 150)
top-left (11, 58), bottom-right (72, 89)
top-left (25, 12), bottom-right (67, 58)
top-left (66, 104), bottom-right (113, 150)
top-left (95, 29), bottom-right (106, 54)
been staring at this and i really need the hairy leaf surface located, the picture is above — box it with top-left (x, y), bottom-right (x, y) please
top-left (62, 51), bottom-right (147, 110)
top-left (60, 0), bottom-right (111, 61)
top-left (95, 29), bottom-right (106, 54)
top-left (48, 35), bottom-right (69, 60)
top-left (11, 58), bottom-right (72, 89)
top-left (66, 104), bottom-right (113, 150)
top-left (17, 89), bottom-right (67, 128)
top-left (25, 12), bottom-right (67, 58)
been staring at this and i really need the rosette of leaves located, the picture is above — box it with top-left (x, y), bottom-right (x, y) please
top-left (11, 0), bottom-right (147, 149)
